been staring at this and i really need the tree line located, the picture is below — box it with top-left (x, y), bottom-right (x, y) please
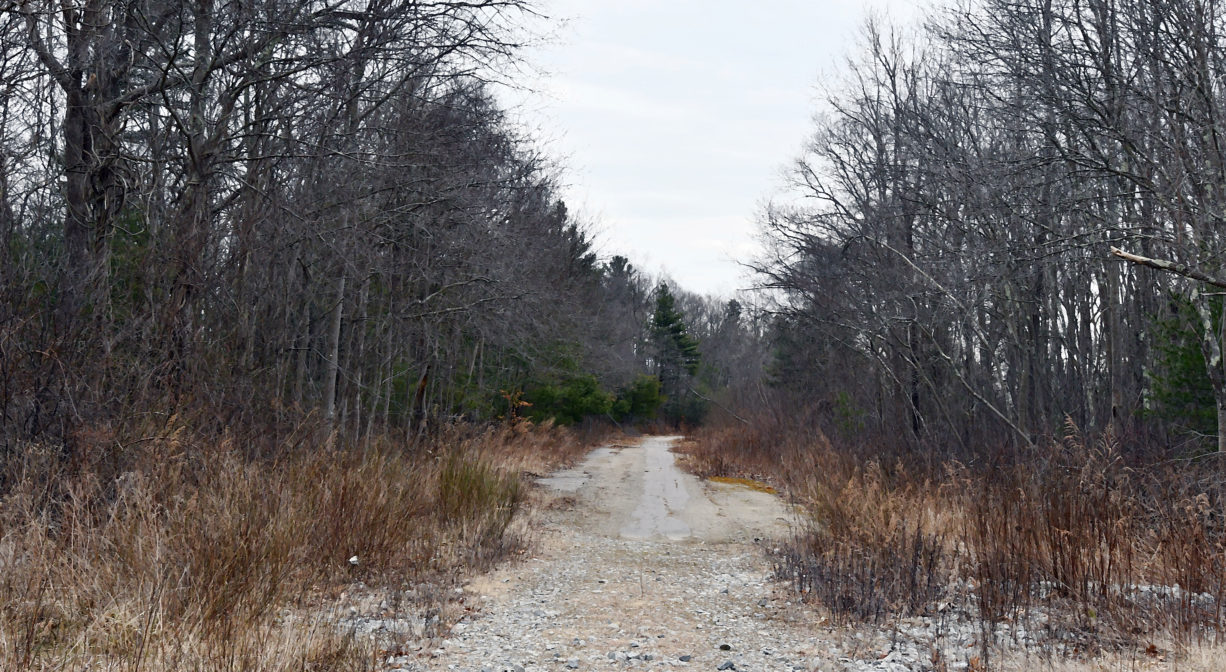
top-left (0, 0), bottom-right (761, 459)
top-left (758, 0), bottom-right (1226, 454)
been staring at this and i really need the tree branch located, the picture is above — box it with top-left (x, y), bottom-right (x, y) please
top-left (1110, 247), bottom-right (1226, 288)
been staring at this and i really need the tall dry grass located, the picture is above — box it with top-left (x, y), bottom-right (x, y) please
top-left (688, 419), bottom-right (1226, 664)
top-left (0, 419), bottom-right (594, 671)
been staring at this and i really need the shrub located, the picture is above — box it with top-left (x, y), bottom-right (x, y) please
top-left (523, 374), bottom-right (614, 425)
top-left (612, 374), bottom-right (663, 422)
top-left (687, 416), bottom-right (1226, 656)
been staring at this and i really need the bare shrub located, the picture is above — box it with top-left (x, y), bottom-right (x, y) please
top-left (689, 418), bottom-right (1226, 658)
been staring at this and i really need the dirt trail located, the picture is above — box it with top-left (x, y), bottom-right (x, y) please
top-left (535, 435), bottom-right (791, 544)
top-left (391, 437), bottom-right (1166, 672)
top-left (404, 436), bottom-right (871, 672)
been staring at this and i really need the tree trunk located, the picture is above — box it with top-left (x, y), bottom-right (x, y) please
top-left (324, 274), bottom-right (346, 437)
top-left (59, 88), bottom-right (112, 329)
top-left (1218, 399), bottom-right (1226, 454)
top-left (1193, 287), bottom-right (1226, 452)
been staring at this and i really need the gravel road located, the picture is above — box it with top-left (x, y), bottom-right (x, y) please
top-left (396, 436), bottom-right (935, 672)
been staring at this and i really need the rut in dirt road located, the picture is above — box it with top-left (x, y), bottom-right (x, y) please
top-left (403, 436), bottom-right (858, 672)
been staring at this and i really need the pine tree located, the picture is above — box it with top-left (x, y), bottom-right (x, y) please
top-left (649, 283), bottom-right (703, 423)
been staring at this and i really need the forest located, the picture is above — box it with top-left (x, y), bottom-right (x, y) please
top-left (6, 0), bottom-right (1226, 668)
top-left (755, 0), bottom-right (1226, 457)
top-left (0, 0), bottom-right (767, 457)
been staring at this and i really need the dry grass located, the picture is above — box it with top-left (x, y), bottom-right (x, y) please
top-left (687, 419), bottom-right (1226, 667)
top-left (0, 419), bottom-right (596, 671)
top-left (673, 426), bottom-right (788, 483)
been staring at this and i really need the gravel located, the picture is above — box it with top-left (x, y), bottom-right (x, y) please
top-left (378, 439), bottom-right (991, 672)
top-left (406, 530), bottom-right (833, 671)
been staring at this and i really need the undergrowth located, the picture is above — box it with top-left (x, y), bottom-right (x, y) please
top-left (0, 418), bottom-right (595, 671)
top-left (688, 418), bottom-right (1226, 667)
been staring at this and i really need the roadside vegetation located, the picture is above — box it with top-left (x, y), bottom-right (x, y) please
top-left (686, 417), bottom-right (1226, 668)
top-left (0, 418), bottom-right (599, 671)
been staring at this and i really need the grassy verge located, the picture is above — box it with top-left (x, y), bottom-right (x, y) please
top-left (0, 419), bottom-right (596, 671)
top-left (686, 420), bottom-right (1226, 669)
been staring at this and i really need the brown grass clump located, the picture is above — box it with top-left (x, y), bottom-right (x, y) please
top-left (0, 418), bottom-right (595, 671)
top-left (673, 424), bottom-right (791, 484)
top-left (687, 418), bottom-right (1226, 664)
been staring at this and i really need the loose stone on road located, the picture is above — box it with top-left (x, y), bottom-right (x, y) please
top-left (404, 435), bottom-right (846, 672)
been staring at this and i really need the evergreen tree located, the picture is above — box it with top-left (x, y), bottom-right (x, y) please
top-left (649, 283), bottom-right (703, 423)
top-left (1149, 295), bottom-right (1218, 446)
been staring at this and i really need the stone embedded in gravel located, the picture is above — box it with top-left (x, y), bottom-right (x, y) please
top-left (717, 662), bottom-right (736, 671)
top-left (565, 659), bottom-right (579, 669)
top-left (718, 644), bottom-right (732, 651)
top-left (679, 655), bottom-right (693, 662)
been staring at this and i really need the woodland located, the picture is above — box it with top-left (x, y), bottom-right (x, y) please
top-left (6, 0), bottom-right (1226, 668)
top-left (8, 0), bottom-right (1226, 481)
top-left (0, 0), bottom-right (762, 458)
top-left (760, 0), bottom-right (1226, 457)
top-left (698, 0), bottom-right (1226, 659)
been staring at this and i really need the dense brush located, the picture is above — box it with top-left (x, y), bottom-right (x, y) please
top-left (0, 419), bottom-right (595, 671)
top-left (688, 418), bottom-right (1226, 661)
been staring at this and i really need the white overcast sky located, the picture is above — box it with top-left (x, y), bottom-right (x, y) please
top-left (506, 0), bottom-right (931, 297)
